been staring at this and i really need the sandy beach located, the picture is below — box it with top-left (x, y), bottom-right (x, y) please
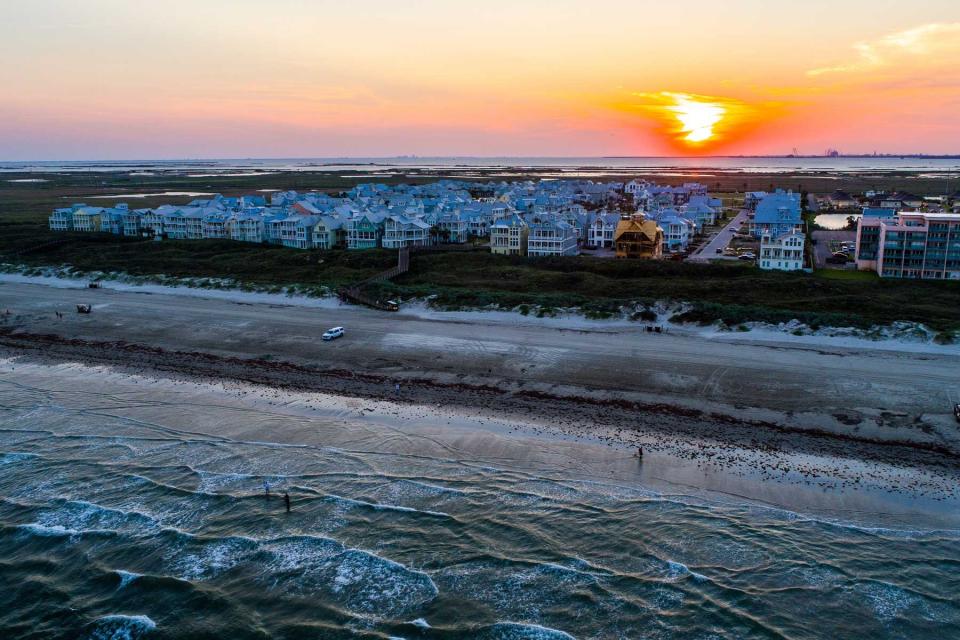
top-left (1, 278), bottom-right (959, 523)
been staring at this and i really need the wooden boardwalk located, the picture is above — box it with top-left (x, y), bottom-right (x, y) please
top-left (338, 247), bottom-right (410, 311)
top-left (338, 243), bottom-right (484, 311)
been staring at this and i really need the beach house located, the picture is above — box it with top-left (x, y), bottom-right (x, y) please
top-left (346, 213), bottom-right (384, 250)
top-left (202, 211), bottom-right (230, 239)
top-left (312, 215), bottom-right (345, 249)
top-left (72, 206), bottom-right (105, 233)
top-left (490, 214), bottom-right (529, 256)
top-left (383, 215), bottom-right (432, 249)
top-left (49, 207), bottom-right (76, 231)
top-left (759, 232), bottom-right (805, 271)
top-left (229, 212), bottom-right (266, 244)
top-left (587, 212), bottom-right (619, 248)
top-left (435, 213), bottom-right (468, 244)
top-left (650, 209), bottom-right (695, 252)
top-left (750, 190), bottom-right (802, 239)
top-left (527, 218), bottom-right (579, 257)
top-left (122, 209), bottom-right (145, 237)
top-left (614, 214), bottom-right (663, 259)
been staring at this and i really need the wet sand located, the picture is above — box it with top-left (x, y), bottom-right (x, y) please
top-left (1, 354), bottom-right (958, 529)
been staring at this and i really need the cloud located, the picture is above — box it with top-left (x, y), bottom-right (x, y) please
top-left (808, 22), bottom-right (960, 76)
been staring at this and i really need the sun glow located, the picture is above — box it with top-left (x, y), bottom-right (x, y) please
top-left (667, 95), bottom-right (726, 143)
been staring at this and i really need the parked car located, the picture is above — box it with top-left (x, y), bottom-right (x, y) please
top-left (738, 253), bottom-right (755, 261)
top-left (322, 326), bottom-right (345, 341)
top-left (826, 254), bottom-right (849, 265)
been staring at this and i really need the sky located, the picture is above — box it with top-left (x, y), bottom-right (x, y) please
top-left (2, 0), bottom-right (959, 159)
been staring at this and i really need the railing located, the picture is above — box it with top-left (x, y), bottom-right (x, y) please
top-left (338, 243), bottom-right (486, 311)
top-left (338, 246), bottom-right (410, 311)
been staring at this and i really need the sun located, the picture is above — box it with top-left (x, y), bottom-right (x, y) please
top-left (666, 95), bottom-right (726, 144)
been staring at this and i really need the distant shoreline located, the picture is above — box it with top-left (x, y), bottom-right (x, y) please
top-left (4, 154), bottom-right (960, 164)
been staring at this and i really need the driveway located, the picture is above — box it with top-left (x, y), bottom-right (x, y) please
top-left (811, 229), bottom-right (856, 268)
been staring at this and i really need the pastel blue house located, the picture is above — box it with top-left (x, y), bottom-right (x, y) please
top-left (650, 209), bottom-right (695, 252)
top-left (750, 190), bottom-right (802, 239)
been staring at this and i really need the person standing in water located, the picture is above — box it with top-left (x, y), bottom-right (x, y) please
top-left (263, 480), bottom-right (270, 497)
top-left (284, 492), bottom-right (291, 513)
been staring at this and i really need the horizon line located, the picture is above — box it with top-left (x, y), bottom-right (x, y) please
top-left (4, 153), bottom-right (960, 164)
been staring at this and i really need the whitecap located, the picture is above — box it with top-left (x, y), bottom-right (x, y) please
top-left (260, 535), bottom-right (344, 572)
top-left (17, 523), bottom-right (77, 537)
top-left (114, 570), bottom-right (142, 589)
top-left (166, 534), bottom-right (259, 581)
top-left (325, 493), bottom-right (451, 518)
top-left (83, 614), bottom-right (156, 640)
top-left (477, 621), bottom-right (576, 639)
top-left (0, 451), bottom-right (38, 465)
top-left (409, 618), bottom-right (431, 628)
top-left (32, 500), bottom-right (160, 537)
top-left (664, 560), bottom-right (708, 583)
top-left (327, 548), bottom-right (438, 616)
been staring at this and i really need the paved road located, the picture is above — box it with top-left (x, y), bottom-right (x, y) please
top-left (2, 280), bottom-right (958, 424)
top-left (688, 209), bottom-right (749, 262)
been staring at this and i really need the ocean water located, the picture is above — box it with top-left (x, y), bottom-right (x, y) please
top-left (2, 156), bottom-right (960, 175)
top-left (1, 365), bottom-right (958, 639)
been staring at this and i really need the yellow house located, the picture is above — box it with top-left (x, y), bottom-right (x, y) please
top-left (614, 214), bottom-right (663, 259)
top-left (490, 214), bottom-right (529, 256)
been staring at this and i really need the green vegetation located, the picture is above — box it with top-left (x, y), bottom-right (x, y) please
top-left (815, 268), bottom-right (879, 281)
top-left (360, 252), bottom-right (958, 331)
top-left (2, 171), bottom-right (959, 332)
top-left (2, 232), bottom-right (394, 287)
top-left (4, 232), bottom-right (959, 331)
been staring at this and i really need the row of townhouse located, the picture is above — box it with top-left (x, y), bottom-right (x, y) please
top-left (489, 215), bottom-right (580, 257)
top-left (491, 212), bottom-right (667, 260)
top-left (49, 179), bottom-right (720, 258)
top-left (855, 211), bottom-right (960, 280)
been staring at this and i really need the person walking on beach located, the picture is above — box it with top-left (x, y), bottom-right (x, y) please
top-left (284, 492), bottom-right (291, 513)
top-left (395, 382), bottom-right (400, 394)
top-left (635, 447), bottom-right (643, 459)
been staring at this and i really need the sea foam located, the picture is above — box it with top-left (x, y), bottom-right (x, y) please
top-left (83, 614), bottom-right (156, 640)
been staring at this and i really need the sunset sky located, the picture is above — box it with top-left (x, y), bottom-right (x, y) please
top-left (2, 0), bottom-right (959, 159)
